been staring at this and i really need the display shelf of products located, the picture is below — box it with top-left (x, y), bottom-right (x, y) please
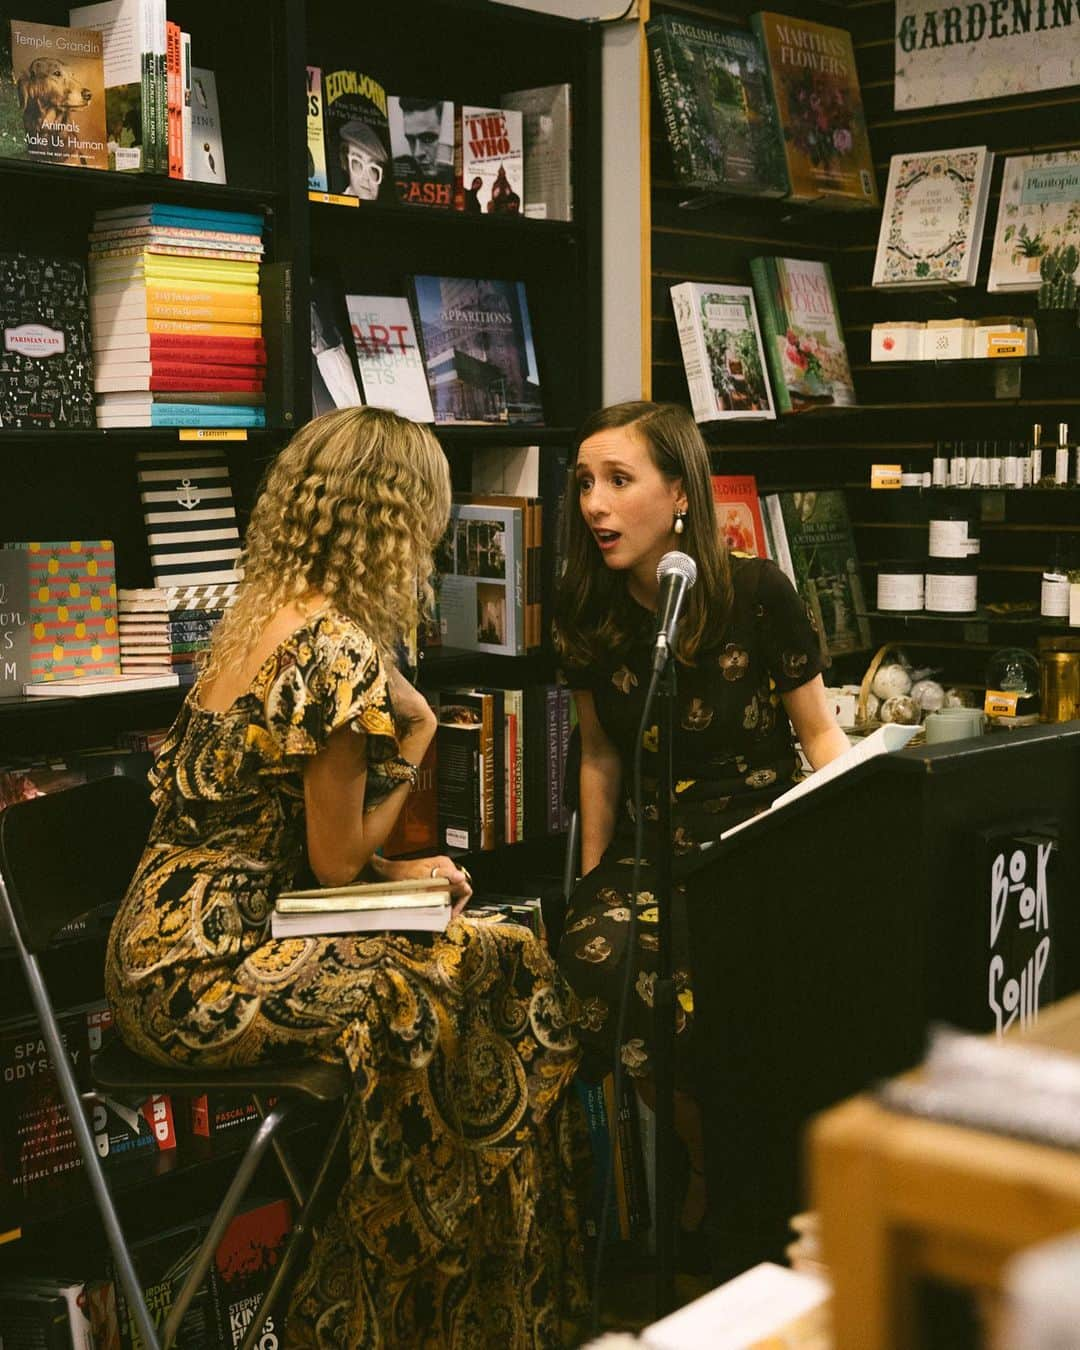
top-left (858, 608), bottom-right (1073, 628)
top-left (857, 355), bottom-right (1080, 373)
top-left (0, 426), bottom-right (281, 443)
top-left (307, 194), bottom-right (580, 239)
top-left (0, 158), bottom-right (282, 208)
top-left (0, 686), bottom-right (187, 719)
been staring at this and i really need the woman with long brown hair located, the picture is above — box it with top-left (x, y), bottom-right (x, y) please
top-left (555, 401), bottom-right (849, 1254)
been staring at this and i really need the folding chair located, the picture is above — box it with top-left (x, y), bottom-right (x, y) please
top-left (0, 775), bottom-right (354, 1350)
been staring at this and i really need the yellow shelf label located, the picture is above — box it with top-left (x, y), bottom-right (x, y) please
top-left (308, 190), bottom-right (358, 208)
top-left (870, 463), bottom-right (902, 490)
top-left (985, 690), bottom-right (1019, 717)
top-left (178, 428), bottom-right (249, 441)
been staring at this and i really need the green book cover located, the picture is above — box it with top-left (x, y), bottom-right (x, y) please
top-left (647, 13), bottom-right (787, 199)
top-left (777, 490), bottom-right (870, 657)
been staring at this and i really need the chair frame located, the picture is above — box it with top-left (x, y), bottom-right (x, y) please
top-left (0, 778), bottom-right (354, 1350)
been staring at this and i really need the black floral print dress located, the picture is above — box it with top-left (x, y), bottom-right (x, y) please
top-left (557, 557), bottom-right (825, 1086)
top-left (105, 611), bottom-right (586, 1349)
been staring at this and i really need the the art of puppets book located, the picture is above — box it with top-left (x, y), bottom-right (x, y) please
top-left (873, 147), bottom-right (992, 289)
top-left (752, 11), bottom-right (877, 209)
top-left (646, 13), bottom-right (787, 200)
top-left (988, 150), bottom-right (1080, 292)
top-left (749, 257), bottom-right (855, 413)
top-left (412, 275), bottom-right (543, 426)
top-left (670, 282), bottom-right (775, 424)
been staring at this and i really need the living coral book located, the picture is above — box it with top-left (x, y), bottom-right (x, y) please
top-left (988, 151), bottom-right (1080, 292)
top-left (873, 146), bottom-right (992, 289)
top-left (412, 275), bottom-right (543, 426)
top-left (751, 11), bottom-right (877, 209)
top-left (647, 13), bottom-right (786, 200)
top-left (749, 256), bottom-right (855, 413)
top-left (670, 282), bottom-right (775, 423)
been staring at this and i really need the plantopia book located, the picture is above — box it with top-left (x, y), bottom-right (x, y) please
top-left (321, 65), bottom-right (394, 203)
top-left (8, 18), bottom-right (107, 169)
top-left (749, 256), bottom-right (855, 413)
top-left (873, 146), bottom-right (992, 289)
top-left (988, 151), bottom-right (1080, 292)
top-left (670, 282), bottom-right (775, 423)
top-left (455, 106), bottom-right (523, 215)
top-left (752, 11), bottom-right (877, 209)
top-left (647, 14), bottom-right (786, 200)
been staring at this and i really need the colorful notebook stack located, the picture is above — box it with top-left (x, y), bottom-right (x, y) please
top-left (116, 590), bottom-right (172, 676)
top-left (86, 203), bottom-right (267, 429)
top-left (117, 586), bottom-right (236, 687)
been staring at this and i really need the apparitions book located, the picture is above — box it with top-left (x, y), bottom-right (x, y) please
top-left (749, 256), bottom-right (855, 413)
top-left (0, 253), bottom-right (95, 429)
top-left (752, 11), bottom-right (877, 209)
top-left (321, 65), bottom-right (395, 203)
top-left (388, 96), bottom-right (454, 208)
top-left (306, 65), bottom-right (327, 190)
top-left (455, 106), bottom-right (523, 214)
top-left (670, 282), bottom-right (775, 423)
top-left (434, 500), bottom-right (526, 656)
top-left (69, 0), bottom-right (148, 172)
top-left (502, 84), bottom-right (572, 220)
top-left (873, 146), bottom-right (992, 288)
top-left (647, 14), bottom-right (786, 200)
top-left (344, 294), bottom-right (434, 422)
top-left (774, 489), bottom-right (871, 657)
top-left (988, 151), bottom-right (1080, 292)
top-left (8, 18), bottom-right (107, 168)
top-left (189, 66), bottom-right (225, 183)
top-left (412, 275), bottom-right (542, 426)
top-left (310, 274), bottom-right (361, 416)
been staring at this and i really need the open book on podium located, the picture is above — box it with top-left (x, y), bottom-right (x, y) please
top-left (270, 876), bottom-right (451, 938)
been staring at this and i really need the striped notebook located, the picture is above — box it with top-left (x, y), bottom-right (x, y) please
top-left (136, 448), bottom-right (242, 587)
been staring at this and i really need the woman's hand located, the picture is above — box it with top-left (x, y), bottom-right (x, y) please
top-left (370, 853), bottom-right (473, 918)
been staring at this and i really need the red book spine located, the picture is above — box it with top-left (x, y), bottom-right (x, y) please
top-left (149, 336), bottom-right (267, 358)
top-left (149, 376), bottom-right (265, 391)
top-left (145, 359), bottom-right (266, 377)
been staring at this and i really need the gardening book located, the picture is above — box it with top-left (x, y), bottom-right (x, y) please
top-left (8, 18), bottom-right (107, 169)
top-left (306, 65), bottom-right (327, 190)
top-left (454, 106), bottom-right (523, 215)
top-left (749, 256), bottom-right (855, 413)
top-left (711, 475), bottom-right (768, 558)
top-left (751, 11), bottom-right (877, 209)
top-left (873, 147), bottom-right (992, 289)
top-left (502, 84), bottom-right (572, 220)
top-left (988, 151), bottom-right (1080, 292)
top-left (670, 282), bottom-right (775, 423)
top-left (344, 293), bottom-right (434, 422)
top-left (412, 275), bottom-right (543, 426)
top-left (646, 14), bottom-right (786, 200)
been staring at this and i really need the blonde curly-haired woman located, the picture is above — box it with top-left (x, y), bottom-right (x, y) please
top-left (105, 406), bottom-right (585, 1348)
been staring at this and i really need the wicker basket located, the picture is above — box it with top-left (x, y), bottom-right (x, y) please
top-left (855, 642), bottom-right (926, 744)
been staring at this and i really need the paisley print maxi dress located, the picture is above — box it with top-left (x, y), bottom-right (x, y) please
top-left (105, 611), bottom-right (586, 1348)
top-left (557, 557), bottom-right (826, 1086)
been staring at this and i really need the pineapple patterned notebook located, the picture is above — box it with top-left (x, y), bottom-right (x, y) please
top-left (12, 540), bottom-right (120, 682)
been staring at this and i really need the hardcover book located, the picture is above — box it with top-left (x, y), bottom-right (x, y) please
top-left (213, 1199), bottom-right (293, 1349)
top-left (751, 11), bottom-right (877, 209)
top-left (9, 540), bottom-right (120, 682)
top-left (988, 151), bottom-right (1080, 292)
top-left (412, 274), bottom-right (542, 426)
top-left (344, 293), bottom-right (434, 422)
top-left (502, 83), bottom-right (573, 220)
top-left (69, 0), bottom-right (148, 172)
top-left (310, 275), bottom-right (361, 416)
top-left (749, 256), bottom-right (855, 413)
top-left (773, 489), bottom-right (871, 657)
top-left (189, 66), bottom-right (225, 183)
top-left (8, 18), bottom-right (107, 169)
top-left (388, 96), bottom-right (454, 208)
top-left (306, 65), bottom-right (327, 191)
top-left (711, 474), bottom-right (768, 558)
top-left (873, 146), bottom-right (992, 289)
top-left (670, 282), bottom-right (775, 423)
top-left (0, 253), bottom-right (95, 430)
top-left (435, 501), bottom-right (526, 657)
top-left (455, 106), bottom-right (523, 215)
top-left (135, 445), bottom-right (242, 588)
top-left (321, 65), bottom-right (394, 203)
top-left (646, 14), bottom-right (787, 200)
top-left (271, 877), bottom-right (451, 937)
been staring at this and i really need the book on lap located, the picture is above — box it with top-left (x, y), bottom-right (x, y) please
top-left (271, 877), bottom-right (452, 937)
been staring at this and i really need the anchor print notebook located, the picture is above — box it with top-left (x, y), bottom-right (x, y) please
top-left (135, 445), bottom-right (241, 587)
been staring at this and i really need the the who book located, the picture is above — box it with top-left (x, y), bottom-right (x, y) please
top-left (388, 96), bottom-right (454, 208)
top-left (670, 282), bottom-right (775, 423)
top-left (455, 106), bottom-right (523, 215)
top-left (8, 18), bottom-right (107, 168)
top-left (752, 11), bottom-right (877, 209)
top-left (345, 294), bottom-right (434, 423)
top-left (749, 256), bottom-right (855, 413)
top-left (321, 65), bottom-right (395, 203)
top-left (0, 253), bottom-right (95, 429)
top-left (412, 275), bottom-right (542, 426)
top-left (647, 14), bottom-right (786, 200)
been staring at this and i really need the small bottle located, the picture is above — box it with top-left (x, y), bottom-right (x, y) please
top-left (1041, 535), bottom-right (1071, 619)
top-left (900, 459), bottom-right (923, 490)
top-left (1020, 440), bottom-right (1033, 488)
top-left (1056, 422), bottom-right (1070, 486)
top-left (932, 445), bottom-right (949, 488)
top-left (1030, 421), bottom-right (1044, 486)
top-left (950, 442), bottom-right (968, 488)
top-left (988, 441), bottom-right (1003, 488)
top-left (1002, 441), bottom-right (1018, 488)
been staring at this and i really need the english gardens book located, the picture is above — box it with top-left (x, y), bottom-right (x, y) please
top-left (988, 151), bottom-right (1080, 292)
top-left (412, 275), bottom-right (543, 426)
top-left (670, 282), bottom-right (775, 423)
top-left (752, 11), bottom-right (877, 209)
top-left (873, 146), bottom-right (992, 289)
top-left (749, 256), bottom-right (855, 413)
top-left (646, 13), bottom-right (786, 200)
top-left (344, 294), bottom-right (434, 423)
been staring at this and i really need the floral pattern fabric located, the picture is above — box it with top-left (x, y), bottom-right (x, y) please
top-left (558, 558), bottom-right (824, 1083)
top-left (105, 611), bottom-right (586, 1348)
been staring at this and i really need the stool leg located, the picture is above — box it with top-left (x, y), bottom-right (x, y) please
top-left (254, 1092), bottom-right (306, 1210)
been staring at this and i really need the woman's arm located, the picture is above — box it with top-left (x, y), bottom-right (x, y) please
top-left (576, 689), bottom-right (623, 876)
top-left (781, 674), bottom-right (851, 771)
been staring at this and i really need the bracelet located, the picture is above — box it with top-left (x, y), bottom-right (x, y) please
top-left (397, 758), bottom-right (420, 791)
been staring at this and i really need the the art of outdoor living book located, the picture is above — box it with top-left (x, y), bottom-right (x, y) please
top-left (670, 282), bottom-right (775, 423)
top-left (749, 256), bottom-right (855, 413)
top-left (988, 150), bottom-right (1080, 292)
top-left (873, 146), bottom-right (992, 289)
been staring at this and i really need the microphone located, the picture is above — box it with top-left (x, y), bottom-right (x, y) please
top-left (652, 550), bottom-right (697, 673)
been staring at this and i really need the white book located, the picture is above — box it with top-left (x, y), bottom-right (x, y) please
top-left (70, 0), bottom-right (147, 172)
top-left (873, 146), bottom-right (992, 289)
top-left (471, 445), bottom-right (540, 496)
top-left (344, 295), bottom-right (435, 423)
top-left (440, 502), bottom-right (525, 656)
top-left (24, 673), bottom-right (179, 697)
top-left (190, 67), bottom-right (226, 183)
top-left (457, 106), bottom-right (524, 215)
top-left (271, 905), bottom-right (451, 937)
top-left (642, 1263), bottom-right (829, 1350)
top-left (988, 151), bottom-right (1080, 292)
top-left (502, 84), bottom-right (572, 221)
top-left (762, 495), bottom-right (796, 588)
top-left (670, 282), bottom-right (775, 424)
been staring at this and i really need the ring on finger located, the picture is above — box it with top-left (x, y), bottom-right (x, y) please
top-left (430, 866), bottom-right (441, 879)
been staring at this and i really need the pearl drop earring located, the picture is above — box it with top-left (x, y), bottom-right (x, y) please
top-left (674, 509), bottom-right (687, 535)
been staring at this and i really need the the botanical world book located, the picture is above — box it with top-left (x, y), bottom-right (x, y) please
top-left (749, 256), bottom-right (855, 413)
top-left (751, 11), bottom-right (877, 209)
top-left (647, 14), bottom-right (787, 199)
top-left (988, 151), bottom-right (1080, 292)
top-left (670, 281), bottom-right (775, 423)
top-left (873, 146), bottom-right (992, 288)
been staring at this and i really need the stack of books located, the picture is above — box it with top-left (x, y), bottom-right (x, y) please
top-left (117, 585), bottom-right (236, 688)
top-left (117, 589), bottom-right (172, 676)
top-left (86, 203), bottom-right (267, 429)
top-left (270, 877), bottom-right (452, 938)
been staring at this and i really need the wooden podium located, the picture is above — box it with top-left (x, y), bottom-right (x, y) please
top-left (680, 723), bottom-right (1080, 1272)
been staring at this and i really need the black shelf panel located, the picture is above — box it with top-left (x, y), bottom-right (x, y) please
top-left (860, 608), bottom-right (1073, 629)
top-left (309, 195), bottom-right (581, 242)
top-left (0, 158), bottom-right (283, 209)
top-left (0, 686), bottom-right (187, 720)
top-left (432, 425), bottom-right (575, 447)
top-left (0, 427), bottom-right (286, 444)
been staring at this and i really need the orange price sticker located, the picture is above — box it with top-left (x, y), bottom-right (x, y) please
top-left (178, 428), bottom-right (248, 441)
top-left (870, 464), bottom-right (902, 490)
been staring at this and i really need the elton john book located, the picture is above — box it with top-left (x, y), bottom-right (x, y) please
top-left (321, 65), bottom-right (394, 203)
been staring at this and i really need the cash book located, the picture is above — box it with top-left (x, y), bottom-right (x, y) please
top-left (270, 876), bottom-right (452, 937)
